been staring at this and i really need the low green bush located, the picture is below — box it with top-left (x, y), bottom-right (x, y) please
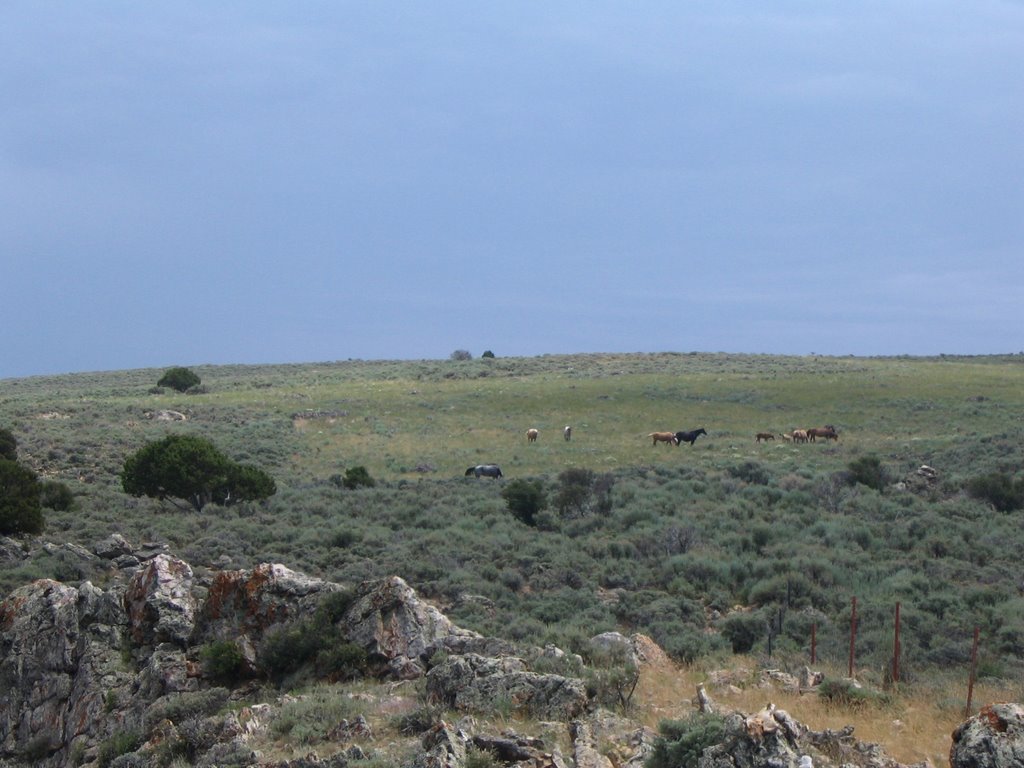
top-left (97, 730), bottom-right (143, 768)
top-left (647, 712), bottom-right (728, 768)
top-left (200, 640), bottom-right (247, 684)
top-left (816, 677), bottom-right (890, 708)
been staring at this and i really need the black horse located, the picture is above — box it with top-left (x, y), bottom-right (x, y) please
top-left (465, 464), bottom-right (503, 479)
top-left (675, 428), bottom-right (707, 447)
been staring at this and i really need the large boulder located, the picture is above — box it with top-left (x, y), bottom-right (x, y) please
top-left (194, 562), bottom-right (338, 650)
top-left (425, 653), bottom-right (589, 720)
top-left (342, 575), bottom-right (481, 679)
top-left (124, 554), bottom-right (197, 647)
top-left (950, 703), bottom-right (1024, 768)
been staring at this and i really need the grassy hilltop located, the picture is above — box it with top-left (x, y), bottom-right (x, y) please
top-left (3, 351), bottom-right (1024, 689)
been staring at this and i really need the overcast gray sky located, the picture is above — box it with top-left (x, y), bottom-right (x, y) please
top-left (3, 2), bottom-right (1022, 378)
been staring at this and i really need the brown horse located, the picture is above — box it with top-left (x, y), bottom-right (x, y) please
top-left (807, 426), bottom-right (839, 442)
top-left (526, 428), bottom-right (539, 442)
top-left (756, 432), bottom-right (775, 442)
top-left (648, 432), bottom-right (678, 446)
top-left (792, 429), bottom-right (809, 443)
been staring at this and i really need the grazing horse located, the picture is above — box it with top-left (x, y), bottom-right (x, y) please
top-left (526, 428), bottom-right (539, 443)
top-left (675, 428), bottom-right (707, 447)
top-left (807, 426), bottom-right (839, 442)
top-left (564, 425), bottom-right (572, 441)
top-left (465, 464), bottom-right (503, 479)
top-left (756, 432), bottom-right (775, 442)
top-left (648, 431), bottom-right (678, 446)
top-left (791, 429), bottom-right (808, 443)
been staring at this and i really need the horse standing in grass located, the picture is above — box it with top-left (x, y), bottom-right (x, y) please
top-left (756, 432), bottom-right (775, 442)
top-left (648, 432), bottom-right (678, 446)
top-left (675, 428), bottom-right (707, 447)
top-left (564, 425), bottom-right (572, 441)
top-left (527, 428), bottom-right (539, 442)
top-left (807, 426), bottom-right (839, 442)
top-left (465, 464), bottom-right (503, 479)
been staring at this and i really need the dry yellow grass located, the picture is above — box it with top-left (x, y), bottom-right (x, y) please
top-left (632, 654), bottom-right (1023, 767)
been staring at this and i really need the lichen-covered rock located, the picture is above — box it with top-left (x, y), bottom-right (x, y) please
top-left (342, 576), bottom-right (481, 679)
top-left (93, 533), bottom-right (133, 560)
top-left (407, 721), bottom-right (469, 768)
top-left (124, 554), bottom-right (197, 647)
top-left (193, 562), bottom-right (338, 654)
top-left (426, 653), bottom-right (588, 720)
top-left (950, 703), bottom-right (1024, 768)
top-left (0, 580), bottom-right (81, 758)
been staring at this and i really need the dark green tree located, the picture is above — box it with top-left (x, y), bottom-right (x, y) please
top-left (0, 458), bottom-right (44, 535)
top-left (157, 366), bottom-right (201, 392)
top-left (553, 468), bottom-right (596, 518)
top-left (0, 427), bottom-right (17, 462)
top-left (342, 465), bottom-right (376, 490)
top-left (501, 479), bottom-right (547, 526)
top-left (846, 455), bottom-right (887, 491)
top-left (215, 464), bottom-right (277, 505)
top-left (967, 472), bottom-right (1024, 512)
top-left (121, 435), bottom-right (275, 511)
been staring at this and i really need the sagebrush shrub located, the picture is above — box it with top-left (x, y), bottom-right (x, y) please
top-left (648, 713), bottom-right (728, 768)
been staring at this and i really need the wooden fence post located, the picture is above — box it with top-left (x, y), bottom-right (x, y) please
top-left (965, 627), bottom-right (980, 718)
top-left (892, 601), bottom-right (901, 684)
top-left (848, 597), bottom-right (858, 678)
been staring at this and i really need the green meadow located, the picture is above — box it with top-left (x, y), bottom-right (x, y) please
top-left (3, 352), bottom-right (1024, 688)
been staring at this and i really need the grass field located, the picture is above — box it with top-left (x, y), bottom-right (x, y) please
top-left (3, 352), bottom-right (1024, 719)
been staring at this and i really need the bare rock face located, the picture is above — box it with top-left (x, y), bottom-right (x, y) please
top-left (426, 653), bottom-right (589, 720)
top-left (342, 575), bottom-right (482, 679)
top-left (124, 554), bottom-right (197, 647)
top-left (193, 561), bottom-right (338, 657)
top-left (950, 703), bottom-right (1024, 768)
top-left (0, 579), bottom-right (136, 765)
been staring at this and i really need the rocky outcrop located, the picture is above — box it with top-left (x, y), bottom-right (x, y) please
top-left (193, 561), bottom-right (339, 671)
top-left (425, 653), bottom-right (589, 720)
top-left (0, 543), bottom-right (991, 768)
top-left (950, 703), bottom-right (1024, 768)
top-left (342, 575), bottom-right (482, 679)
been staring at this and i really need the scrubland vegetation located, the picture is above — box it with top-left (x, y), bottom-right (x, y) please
top-left (2, 352), bottom-right (1024, 697)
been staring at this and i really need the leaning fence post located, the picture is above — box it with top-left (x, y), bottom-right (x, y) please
top-left (848, 597), bottom-right (858, 678)
top-left (965, 627), bottom-right (980, 718)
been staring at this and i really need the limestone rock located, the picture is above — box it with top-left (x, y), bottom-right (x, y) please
top-left (426, 653), bottom-right (588, 720)
top-left (951, 703), bottom-right (1024, 768)
top-left (94, 533), bottom-right (133, 559)
top-left (193, 562), bottom-right (338, 654)
top-left (342, 575), bottom-right (481, 679)
top-left (124, 554), bottom-right (197, 648)
top-left (407, 721), bottom-right (469, 768)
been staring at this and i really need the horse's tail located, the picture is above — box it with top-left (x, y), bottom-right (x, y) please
top-left (465, 467), bottom-right (476, 476)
